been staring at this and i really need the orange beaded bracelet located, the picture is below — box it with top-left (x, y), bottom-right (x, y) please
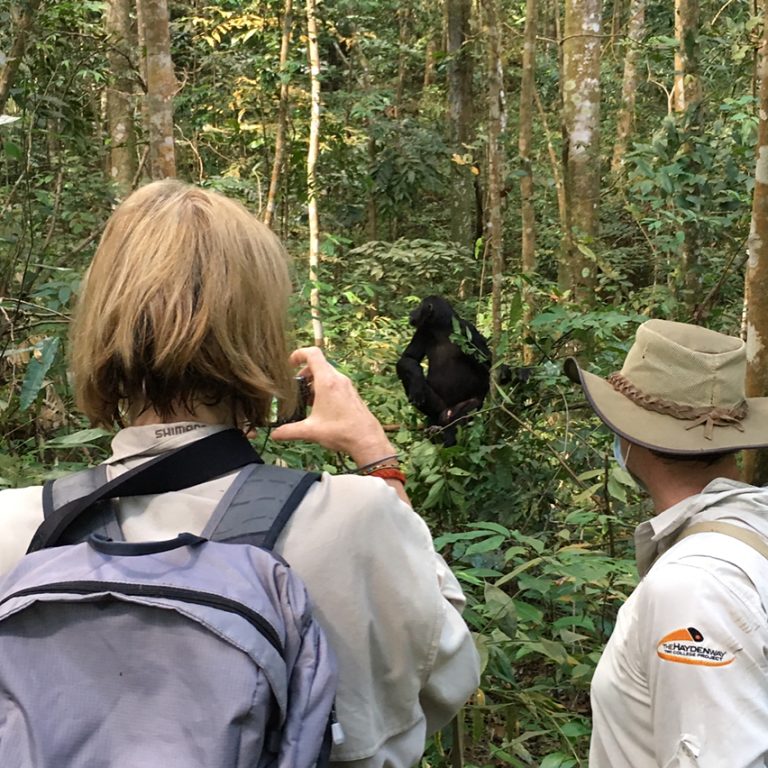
top-left (367, 467), bottom-right (407, 486)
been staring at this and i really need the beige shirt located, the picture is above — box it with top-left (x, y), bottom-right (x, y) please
top-left (590, 479), bottom-right (768, 768)
top-left (0, 424), bottom-right (480, 768)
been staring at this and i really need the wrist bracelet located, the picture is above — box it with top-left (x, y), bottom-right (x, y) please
top-left (358, 460), bottom-right (400, 476)
top-left (355, 454), bottom-right (399, 474)
top-left (367, 467), bottom-right (407, 486)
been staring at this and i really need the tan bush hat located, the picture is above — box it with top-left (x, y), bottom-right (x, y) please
top-left (564, 318), bottom-right (768, 454)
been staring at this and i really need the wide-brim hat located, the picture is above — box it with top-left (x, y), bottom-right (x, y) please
top-left (564, 318), bottom-right (768, 454)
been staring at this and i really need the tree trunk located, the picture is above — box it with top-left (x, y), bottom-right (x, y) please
top-left (0, 0), bottom-right (44, 115)
top-left (306, 0), bottom-right (324, 347)
top-left (482, 0), bottom-right (505, 361)
top-left (611, 0), bottom-right (645, 174)
top-left (559, 0), bottom-right (602, 301)
top-left (520, 0), bottom-right (537, 365)
top-left (264, 0), bottom-right (293, 228)
top-left (743, 0), bottom-right (768, 486)
top-left (105, 0), bottom-right (137, 196)
top-left (673, 0), bottom-right (701, 311)
top-left (423, 34), bottom-right (437, 89)
top-left (139, 0), bottom-right (176, 179)
top-left (611, 0), bottom-right (624, 42)
top-left (673, 0), bottom-right (701, 113)
top-left (446, 0), bottom-right (476, 251)
top-left (395, 7), bottom-right (410, 116)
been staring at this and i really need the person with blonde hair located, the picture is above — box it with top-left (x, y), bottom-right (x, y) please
top-left (0, 179), bottom-right (479, 767)
top-left (566, 319), bottom-right (768, 768)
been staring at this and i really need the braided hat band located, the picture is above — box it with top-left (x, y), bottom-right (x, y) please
top-left (608, 372), bottom-right (748, 440)
top-left (564, 319), bottom-right (768, 454)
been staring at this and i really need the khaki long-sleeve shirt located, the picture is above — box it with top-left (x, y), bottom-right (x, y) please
top-left (590, 479), bottom-right (768, 768)
top-left (0, 424), bottom-right (480, 767)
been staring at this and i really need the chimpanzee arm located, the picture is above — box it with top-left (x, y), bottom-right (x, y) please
top-left (396, 329), bottom-right (447, 421)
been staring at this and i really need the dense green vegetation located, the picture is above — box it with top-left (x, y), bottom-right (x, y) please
top-left (1, 0), bottom-right (763, 764)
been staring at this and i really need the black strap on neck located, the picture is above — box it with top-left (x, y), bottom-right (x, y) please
top-left (28, 429), bottom-right (261, 553)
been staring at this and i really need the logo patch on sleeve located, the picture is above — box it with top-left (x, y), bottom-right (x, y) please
top-left (656, 626), bottom-right (734, 667)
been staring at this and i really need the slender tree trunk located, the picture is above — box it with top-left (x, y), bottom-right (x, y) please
top-left (264, 0), bottom-right (293, 228)
top-left (482, 0), bottom-right (505, 360)
top-left (673, 0), bottom-right (701, 112)
top-left (560, 0), bottom-right (602, 301)
top-left (673, 0), bottom-right (701, 311)
top-left (534, 87), bottom-right (567, 235)
top-left (611, 0), bottom-right (624, 41)
top-left (446, 0), bottom-right (476, 251)
top-left (395, 7), bottom-right (410, 116)
top-left (105, 0), bottom-right (137, 196)
top-left (366, 134), bottom-right (378, 240)
top-left (744, 0), bottom-right (768, 485)
top-left (423, 34), bottom-right (437, 89)
top-left (0, 0), bottom-right (44, 114)
top-left (139, 0), bottom-right (176, 179)
top-left (611, 0), bottom-right (645, 174)
top-left (520, 0), bottom-right (537, 365)
top-left (306, 0), bottom-right (324, 347)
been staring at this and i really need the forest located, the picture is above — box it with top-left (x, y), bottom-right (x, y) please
top-left (1, 0), bottom-right (767, 765)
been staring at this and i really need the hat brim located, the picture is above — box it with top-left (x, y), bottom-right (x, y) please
top-left (564, 357), bottom-right (768, 454)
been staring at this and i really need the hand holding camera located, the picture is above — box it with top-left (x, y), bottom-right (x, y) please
top-left (270, 347), bottom-right (398, 470)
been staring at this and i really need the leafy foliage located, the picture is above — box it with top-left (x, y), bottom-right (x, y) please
top-left (0, 0), bottom-right (762, 764)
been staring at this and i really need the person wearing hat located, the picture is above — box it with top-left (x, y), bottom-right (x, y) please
top-left (566, 318), bottom-right (768, 768)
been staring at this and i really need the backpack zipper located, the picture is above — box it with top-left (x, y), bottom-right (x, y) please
top-left (0, 580), bottom-right (284, 657)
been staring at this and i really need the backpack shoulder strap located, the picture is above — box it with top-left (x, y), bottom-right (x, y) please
top-left (43, 466), bottom-right (125, 543)
top-left (204, 464), bottom-right (321, 550)
top-left (675, 521), bottom-right (768, 559)
top-left (43, 465), bottom-right (107, 518)
top-left (30, 429), bottom-right (260, 553)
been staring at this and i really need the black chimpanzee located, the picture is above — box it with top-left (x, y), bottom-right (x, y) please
top-left (396, 295), bottom-right (492, 446)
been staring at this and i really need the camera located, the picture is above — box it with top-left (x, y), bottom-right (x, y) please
top-left (272, 376), bottom-right (312, 426)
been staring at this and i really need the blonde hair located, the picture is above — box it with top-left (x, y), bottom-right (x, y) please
top-left (70, 179), bottom-right (296, 428)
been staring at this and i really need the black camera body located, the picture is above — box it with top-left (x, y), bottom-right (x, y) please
top-left (273, 376), bottom-right (311, 426)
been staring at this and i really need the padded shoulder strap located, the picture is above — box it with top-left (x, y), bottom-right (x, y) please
top-left (30, 429), bottom-right (260, 553)
top-left (43, 467), bottom-right (125, 544)
top-left (43, 465), bottom-right (108, 518)
top-left (204, 464), bottom-right (321, 550)
top-left (675, 521), bottom-right (768, 559)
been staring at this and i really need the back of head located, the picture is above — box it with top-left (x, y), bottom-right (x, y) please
top-left (70, 179), bottom-right (296, 428)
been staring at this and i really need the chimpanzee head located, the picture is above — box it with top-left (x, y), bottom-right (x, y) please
top-left (409, 295), bottom-right (455, 329)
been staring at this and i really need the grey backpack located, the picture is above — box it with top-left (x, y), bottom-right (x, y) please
top-left (0, 430), bottom-right (339, 768)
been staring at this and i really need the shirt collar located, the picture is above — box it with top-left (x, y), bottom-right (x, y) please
top-left (634, 478), bottom-right (760, 576)
top-left (106, 423), bottom-right (231, 464)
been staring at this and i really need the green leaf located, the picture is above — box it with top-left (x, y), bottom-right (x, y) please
top-left (3, 140), bottom-right (21, 159)
top-left (468, 521), bottom-right (511, 536)
top-left (422, 477), bottom-right (445, 508)
top-left (465, 534), bottom-right (506, 555)
top-left (540, 753), bottom-right (577, 768)
top-left (494, 556), bottom-right (544, 587)
top-left (472, 632), bottom-right (490, 675)
top-left (433, 529), bottom-right (498, 549)
top-left (572, 481), bottom-right (602, 503)
top-left (606, 476), bottom-right (627, 502)
top-left (484, 583), bottom-right (517, 638)
top-left (20, 337), bottom-right (60, 411)
top-left (46, 428), bottom-right (112, 447)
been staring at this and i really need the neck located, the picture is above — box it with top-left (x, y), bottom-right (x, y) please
top-left (631, 445), bottom-right (741, 512)
top-left (129, 401), bottom-right (236, 427)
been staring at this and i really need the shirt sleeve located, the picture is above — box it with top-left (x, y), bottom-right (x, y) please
top-left (638, 556), bottom-right (768, 768)
top-left (278, 474), bottom-right (480, 766)
top-left (0, 486), bottom-right (45, 575)
top-left (419, 552), bottom-right (480, 735)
